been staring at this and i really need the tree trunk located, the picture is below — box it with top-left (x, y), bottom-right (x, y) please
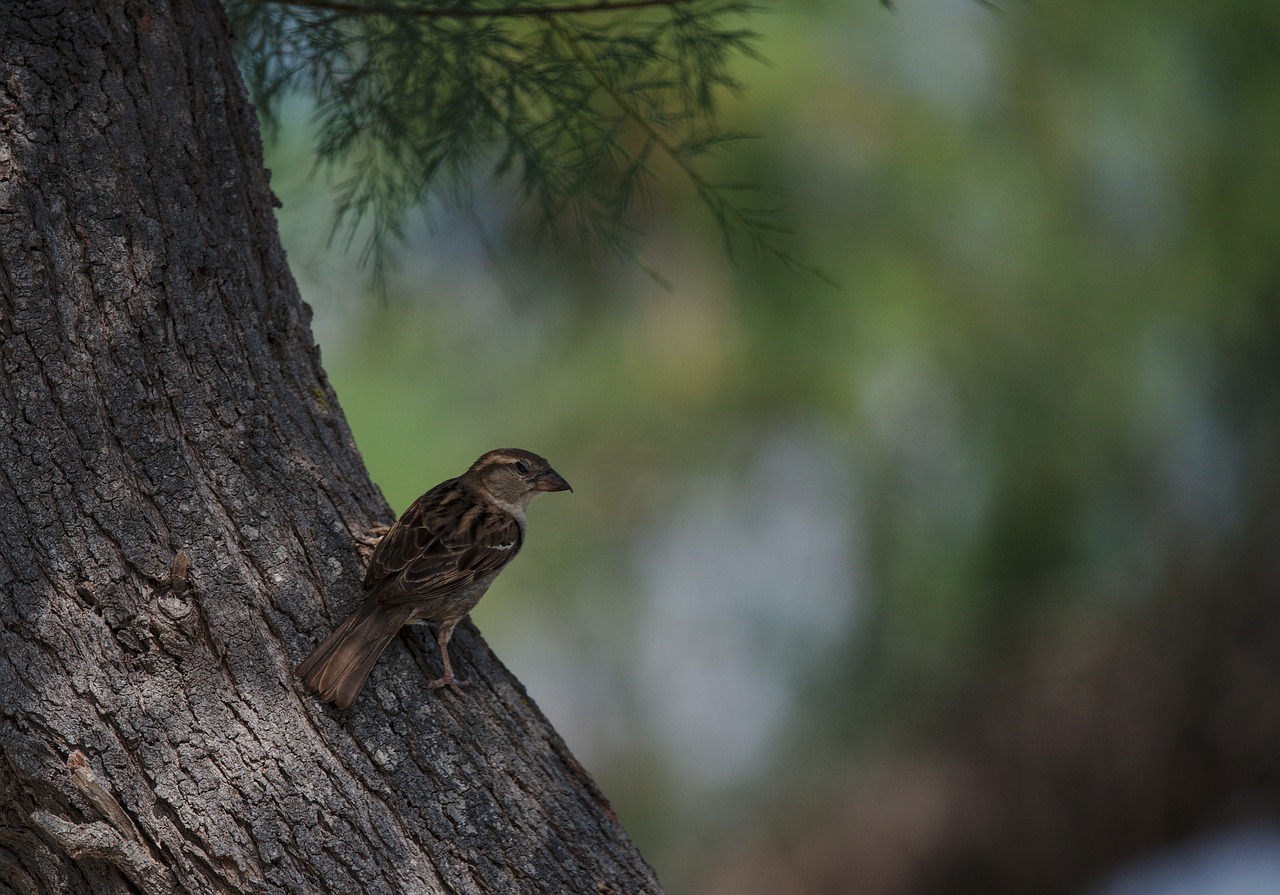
top-left (0, 3), bottom-right (661, 893)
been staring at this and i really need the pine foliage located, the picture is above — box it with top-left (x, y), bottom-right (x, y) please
top-left (226, 0), bottom-right (816, 280)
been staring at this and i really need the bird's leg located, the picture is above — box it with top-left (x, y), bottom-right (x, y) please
top-left (426, 621), bottom-right (469, 697)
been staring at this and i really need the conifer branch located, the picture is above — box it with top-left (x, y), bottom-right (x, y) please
top-left (244, 0), bottom-right (703, 20)
top-left (549, 18), bottom-right (834, 282)
top-left (228, 0), bottom-right (827, 287)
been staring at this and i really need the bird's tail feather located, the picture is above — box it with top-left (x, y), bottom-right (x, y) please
top-left (297, 601), bottom-right (409, 709)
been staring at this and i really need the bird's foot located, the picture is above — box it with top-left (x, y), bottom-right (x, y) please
top-left (427, 675), bottom-right (470, 699)
top-left (355, 522), bottom-right (392, 552)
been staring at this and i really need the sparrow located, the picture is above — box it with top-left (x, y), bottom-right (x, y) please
top-left (297, 448), bottom-right (571, 709)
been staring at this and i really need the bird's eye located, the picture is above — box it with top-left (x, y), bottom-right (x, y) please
top-left (514, 460), bottom-right (531, 476)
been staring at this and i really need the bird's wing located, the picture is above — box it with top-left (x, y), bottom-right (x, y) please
top-left (364, 478), bottom-right (524, 606)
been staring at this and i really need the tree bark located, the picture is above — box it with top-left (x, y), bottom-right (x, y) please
top-left (0, 3), bottom-right (661, 893)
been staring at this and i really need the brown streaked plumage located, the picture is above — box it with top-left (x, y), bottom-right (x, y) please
top-left (297, 449), bottom-right (571, 709)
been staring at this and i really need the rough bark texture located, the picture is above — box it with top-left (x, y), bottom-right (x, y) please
top-left (0, 3), bottom-right (661, 893)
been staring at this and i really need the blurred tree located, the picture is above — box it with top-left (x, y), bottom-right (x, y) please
top-left (682, 2), bottom-right (1280, 892)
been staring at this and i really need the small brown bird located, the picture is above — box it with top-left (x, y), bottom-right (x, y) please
top-left (298, 448), bottom-right (571, 709)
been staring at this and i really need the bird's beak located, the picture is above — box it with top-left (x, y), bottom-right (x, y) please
top-left (536, 469), bottom-right (572, 493)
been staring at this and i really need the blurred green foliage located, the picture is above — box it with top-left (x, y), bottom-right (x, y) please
top-left (262, 0), bottom-right (1280, 890)
top-left (229, 0), bottom-right (778, 286)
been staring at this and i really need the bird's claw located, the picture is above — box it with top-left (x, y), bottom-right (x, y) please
top-left (427, 676), bottom-right (470, 699)
top-left (355, 522), bottom-right (392, 552)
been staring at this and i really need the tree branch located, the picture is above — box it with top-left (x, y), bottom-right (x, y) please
top-left (548, 19), bottom-right (836, 284)
top-left (243, 0), bottom-right (702, 20)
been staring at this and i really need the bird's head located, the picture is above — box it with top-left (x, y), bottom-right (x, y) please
top-left (466, 448), bottom-right (571, 515)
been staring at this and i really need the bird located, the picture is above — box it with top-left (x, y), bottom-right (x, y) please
top-left (297, 448), bottom-right (571, 709)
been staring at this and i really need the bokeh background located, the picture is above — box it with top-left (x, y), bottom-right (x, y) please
top-left (259, 1), bottom-right (1280, 892)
